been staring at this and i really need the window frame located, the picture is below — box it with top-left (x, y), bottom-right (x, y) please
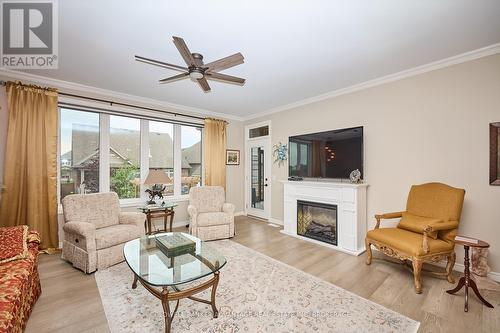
top-left (57, 103), bottom-right (204, 210)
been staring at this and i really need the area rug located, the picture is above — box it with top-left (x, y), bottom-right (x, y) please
top-left (95, 240), bottom-right (419, 333)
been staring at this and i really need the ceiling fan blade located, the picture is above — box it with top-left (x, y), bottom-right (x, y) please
top-left (206, 72), bottom-right (245, 85)
top-left (197, 77), bottom-right (211, 92)
top-left (172, 36), bottom-right (196, 67)
top-left (204, 52), bottom-right (244, 72)
top-left (135, 55), bottom-right (187, 72)
top-left (158, 73), bottom-right (189, 84)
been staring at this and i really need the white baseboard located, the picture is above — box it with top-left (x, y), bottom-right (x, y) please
top-left (268, 218), bottom-right (284, 226)
top-left (280, 230), bottom-right (364, 256)
top-left (234, 211), bottom-right (246, 217)
top-left (451, 262), bottom-right (500, 283)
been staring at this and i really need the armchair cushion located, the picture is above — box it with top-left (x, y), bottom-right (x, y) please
top-left (397, 212), bottom-right (441, 239)
top-left (367, 228), bottom-right (454, 257)
top-left (406, 183), bottom-right (465, 222)
top-left (62, 192), bottom-right (120, 228)
top-left (119, 212), bottom-right (146, 229)
top-left (222, 203), bottom-right (235, 215)
top-left (197, 212), bottom-right (232, 227)
top-left (188, 186), bottom-right (225, 213)
top-left (187, 205), bottom-right (198, 218)
top-left (63, 221), bottom-right (96, 238)
top-left (95, 224), bottom-right (142, 250)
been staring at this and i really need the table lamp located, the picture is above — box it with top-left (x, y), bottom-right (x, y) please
top-left (143, 170), bottom-right (171, 204)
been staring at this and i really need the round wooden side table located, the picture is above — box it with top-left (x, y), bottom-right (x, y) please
top-left (446, 236), bottom-right (494, 312)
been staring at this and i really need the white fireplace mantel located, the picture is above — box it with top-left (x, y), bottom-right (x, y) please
top-left (280, 180), bottom-right (368, 256)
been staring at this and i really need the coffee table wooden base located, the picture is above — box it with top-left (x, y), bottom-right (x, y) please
top-left (131, 272), bottom-right (220, 333)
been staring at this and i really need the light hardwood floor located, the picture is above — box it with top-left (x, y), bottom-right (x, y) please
top-left (25, 216), bottom-right (500, 333)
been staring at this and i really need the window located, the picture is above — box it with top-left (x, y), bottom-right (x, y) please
top-left (249, 125), bottom-right (269, 138)
top-left (58, 107), bottom-right (203, 203)
top-left (59, 109), bottom-right (100, 199)
top-left (149, 121), bottom-right (174, 196)
top-left (288, 140), bottom-right (309, 176)
top-left (181, 125), bottom-right (202, 194)
top-left (110, 116), bottom-right (141, 199)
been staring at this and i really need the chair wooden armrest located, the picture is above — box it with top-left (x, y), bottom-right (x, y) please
top-left (374, 211), bottom-right (404, 229)
top-left (421, 220), bottom-right (459, 253)
top-left (423, 220), bottom-right (459, 233)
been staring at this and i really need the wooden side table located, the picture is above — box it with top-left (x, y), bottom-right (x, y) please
top-left (138, 204), bottom-right (178, 235)
top-left (446, 236), bottom-right (494, 312)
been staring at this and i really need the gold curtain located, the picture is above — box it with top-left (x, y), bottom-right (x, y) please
top-left (0, 82), bottom-right (58, 249)
top-left (203, 118), bottom-right (227, 188)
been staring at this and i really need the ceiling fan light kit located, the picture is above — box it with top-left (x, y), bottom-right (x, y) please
top-left (189, 68), bottom-right (204, 80)
top-left (135, 36), bottom-right (246, 92)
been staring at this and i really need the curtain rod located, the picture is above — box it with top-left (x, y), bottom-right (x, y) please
top-left (0, 80), bottom-right (228, 123)
top-left (59, 102), bottom-right (204, 128)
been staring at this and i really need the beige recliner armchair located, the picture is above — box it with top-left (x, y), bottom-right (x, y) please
top-left (61, 192), bottom-right (145, 273)
top-left (187, 186), bottom-right (235, 241)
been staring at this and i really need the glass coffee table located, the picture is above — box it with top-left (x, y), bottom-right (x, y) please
top-left (123, 232), bottom-right (227, 333)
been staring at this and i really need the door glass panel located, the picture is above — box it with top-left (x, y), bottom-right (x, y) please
top-left (251, 146), bottom-right (265, 210)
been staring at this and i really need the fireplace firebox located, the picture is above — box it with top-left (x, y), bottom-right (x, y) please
top-left (297, 200), bottom-right (337, 245)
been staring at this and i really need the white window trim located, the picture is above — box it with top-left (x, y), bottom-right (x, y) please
top-left (245, 120), bottom-right (271, 141)
top-left (173, 124), bottom-right (182, 196)
top-left (140, 119), bottom-right (149, 202)
top-left (99, 114), bottom-right (110, 193)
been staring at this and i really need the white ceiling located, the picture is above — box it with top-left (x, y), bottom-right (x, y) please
top-left (24, 0), bottom-right (500, 118)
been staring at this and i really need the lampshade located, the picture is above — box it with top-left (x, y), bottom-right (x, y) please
top-left (143, 170), bottom-right (171, 185)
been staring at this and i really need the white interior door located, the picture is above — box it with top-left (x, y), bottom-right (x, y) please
top-left (246, 138), bottom-right (270, 219)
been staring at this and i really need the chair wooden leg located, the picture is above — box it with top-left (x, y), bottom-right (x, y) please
top-left (365, 239), bottom-right (372, 265)
top-left (446, 252), bottom-right (456, 284)
top-left (412, 259), bottom-right (423, 294)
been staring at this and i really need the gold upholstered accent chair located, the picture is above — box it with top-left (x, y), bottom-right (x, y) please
top-left (365, 182), bottom-right (465, 293)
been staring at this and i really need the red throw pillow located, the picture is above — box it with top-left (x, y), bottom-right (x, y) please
top-left (0, 225), bottom-right (29, 264)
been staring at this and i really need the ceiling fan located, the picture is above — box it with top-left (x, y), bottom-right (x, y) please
top-left (135, 36), bottom-right (245, 92)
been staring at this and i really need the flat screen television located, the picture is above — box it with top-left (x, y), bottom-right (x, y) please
top-left (288, 126), bottom-right (363, 179)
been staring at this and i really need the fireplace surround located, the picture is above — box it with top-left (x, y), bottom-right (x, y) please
top-left (281, 180), bottom-right (368, 255)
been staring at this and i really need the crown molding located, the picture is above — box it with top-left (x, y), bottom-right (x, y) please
top-left (244, 43), bottom-right (500, 121)
top-left (2, 43), bottom-right (499, 122)
top-left (0, 68), bottom-right (245, 122)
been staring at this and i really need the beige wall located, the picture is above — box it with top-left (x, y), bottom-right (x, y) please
top-left (245, 54), bottom-right (500, 272)
top-left (226, 120), bottom-right (245, 212)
